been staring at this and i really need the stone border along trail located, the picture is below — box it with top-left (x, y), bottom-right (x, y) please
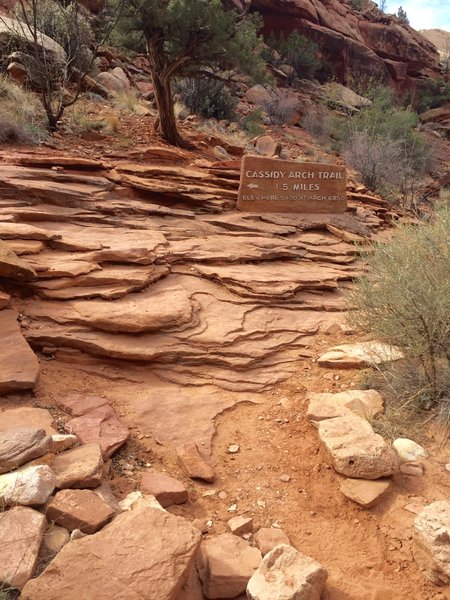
top-left (1, 149), bottom-right (448, 599)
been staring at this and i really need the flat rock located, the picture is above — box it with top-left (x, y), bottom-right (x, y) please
top-left (0, 427), bottom-right (51, 473)
top-left (57, 394), bottom-right (109, 416)
top-left (227, 515), bottom-right (253, 536)
top-left (0, 506), bottom-right (47, 589)
top-left (66, 405), bottom-right (130, 459)
top-left (141, 472), bottom-right (188, 507)
top-left (318, 341), bottom-right (403, 368)
top-left (0, 407), bottom-right (56, 435)
top-left (339, 477), bottom-right (392, 508)
top-left (21, 507), bottom-right (201, 600)
top-left (51, 442), bottom-right (103, 489)
top-left (46, 489), bottom-right (115, 534)
top-left (393, 438), bottom-right (428, 462)
top-left (247, 544), bottom-right (327, 600)
top-left (0, 464), bottom-right (56, 506)
top-left (307, 389), bottom-right (384, 423)
top-left (254, 528), bottom-right (291, 556)
top-left (414, 501), bottom-right (450, 586)
top-left (0, 239), bottom-right (37, 281)
top-left (0, 310), bottom-right (39, 394)
top-left (317, 415), bottom-right (399, 479)
top-left (197, 533), bottom-right (262, 599)
top-left (176, 443), bottom-right (215, 483)
top-left (69, 286), bottom-right (194, 333)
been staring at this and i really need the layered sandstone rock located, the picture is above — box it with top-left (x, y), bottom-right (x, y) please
top-left (248, 0), bottom-right (440, 93)
top-left (414, 501), bottom-right (450, 585)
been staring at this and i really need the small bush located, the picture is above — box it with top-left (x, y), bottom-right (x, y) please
top-left (301, 107), bottom-right (331, 143)
top-left (175, 77), bottom-right (237, 120)
top-left (266, 31), bottom-right (321, 83)
top-left (415, 78), bottom-right (450, 114)
top-left (343, 130), bottom-right (401, 191)
top-left (259, 88), bottom-right (299, 125)
top-left (0, 76), bottom-right (45, 144)
top-left (349, 206), bottom-right (450, 430)
top-left (241, 109), bottom-right (265, 136)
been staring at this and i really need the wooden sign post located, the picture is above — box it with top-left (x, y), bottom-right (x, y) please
top-left (237, 155), bottom-right (347, 214)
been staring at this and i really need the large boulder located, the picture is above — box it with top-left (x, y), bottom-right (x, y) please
top-left (20, 507), bottom-right (201, 600)
top-left (317, 415), bottom-right (399, 479)
top-left (197, 532), bottom-right (261, 599)
top-left (0, 506), bottom-right (47, 590)
top-left (247, 544), bottom-right (328, 600)
top-left (0, 427), bottom-right (51, 473)
top-left (0, 16), bottom-right (66, 62)
top-left (414, 501), bottom-right (450, 586)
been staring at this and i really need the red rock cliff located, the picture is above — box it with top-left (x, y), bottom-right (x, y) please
top-left (246, 0), bottom-right (441, 93)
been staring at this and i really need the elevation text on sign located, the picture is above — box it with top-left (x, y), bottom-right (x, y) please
top-left (237, 156), bottom-right (347, 213)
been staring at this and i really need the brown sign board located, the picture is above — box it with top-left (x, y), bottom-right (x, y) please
top-left (237, 156), bottom-right (347, 214)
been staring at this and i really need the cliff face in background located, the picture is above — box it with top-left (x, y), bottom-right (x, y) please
top-left (420, 29), bottom-right (450, 64)
top-left (0, 0), bottom-right (443, 95)
top-left (244, 0), bottom-right (441, 94)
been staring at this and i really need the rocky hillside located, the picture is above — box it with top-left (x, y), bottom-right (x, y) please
top-left (243, 0), bottom-right (441, 93)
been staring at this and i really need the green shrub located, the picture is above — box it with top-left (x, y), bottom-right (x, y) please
top-left (348, 206), bottom-right (450, 429)
top-left (175, 77), bottom-right (237, 120)
top-left (415, 78), bottom-right (450, 114)
top-left (339, 86), bottom-right (434, 201)
top-left (241, 108), bottom-right (265, 136)
top-left (266, 31), bottom-right (321, 83)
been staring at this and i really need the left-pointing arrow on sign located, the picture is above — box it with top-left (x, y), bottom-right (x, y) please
top-left (247, 183), bottom-right (259, 189)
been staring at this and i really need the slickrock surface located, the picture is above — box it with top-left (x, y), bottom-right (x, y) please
top-left (21, 507), bottom-right (201, 600)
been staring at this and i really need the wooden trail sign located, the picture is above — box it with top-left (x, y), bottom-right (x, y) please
top-left (237, 155), bottom-right (347, 214)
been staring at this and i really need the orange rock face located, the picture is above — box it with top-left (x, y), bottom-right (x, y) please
top-left (249, 0), bottom-right (440, 93)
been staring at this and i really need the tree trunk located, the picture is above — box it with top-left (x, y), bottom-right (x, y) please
top-left (151, 73), bottom-right (185, 147)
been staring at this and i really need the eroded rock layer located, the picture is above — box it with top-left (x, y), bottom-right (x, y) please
top-left (0, 151), bottom-right (387, 401)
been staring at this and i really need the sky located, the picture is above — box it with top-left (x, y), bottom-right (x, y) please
top-left (383, 0), bottom-right (450, 31)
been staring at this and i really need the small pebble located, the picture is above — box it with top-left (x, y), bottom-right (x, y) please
top-left (228, 504), bottom-right (237, 513)
top-left (280, 474), bottom-right (291, 482)
top-left (228, 445), bottom-right (240, 454)
top-left (218, 491), bottom-right (228, 500)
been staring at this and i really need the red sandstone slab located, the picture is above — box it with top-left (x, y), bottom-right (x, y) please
top-left (237, 156), bottom-right (347, 214)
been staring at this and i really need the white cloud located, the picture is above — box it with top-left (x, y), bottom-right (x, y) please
top-left (384, 0), bottom-right (450, 30)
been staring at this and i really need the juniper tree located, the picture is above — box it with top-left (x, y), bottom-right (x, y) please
top-left (118, 0), bottom-right (264, 146)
